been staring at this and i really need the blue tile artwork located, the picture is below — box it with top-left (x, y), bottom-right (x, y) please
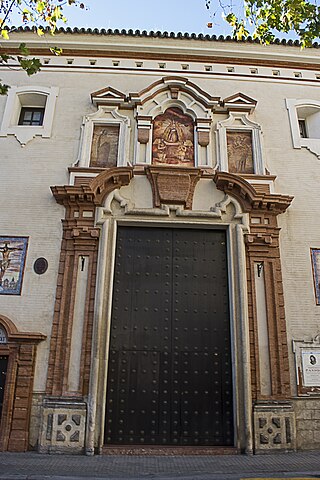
top-left (0, 237), bottom-right (28, 295)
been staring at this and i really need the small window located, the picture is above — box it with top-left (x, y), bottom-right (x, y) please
top-left (18, 107), bottom-right (44, 126)
top-left (298, 119), bottom-right (307, 138)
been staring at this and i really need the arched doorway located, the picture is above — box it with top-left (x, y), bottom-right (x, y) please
top-left (0, 315), bottom-right (45, 451)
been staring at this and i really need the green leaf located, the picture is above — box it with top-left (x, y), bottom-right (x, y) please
top-left (18, 43), bottom-right (30, 56)
top-left (0, 82), bottom-right (10, 95)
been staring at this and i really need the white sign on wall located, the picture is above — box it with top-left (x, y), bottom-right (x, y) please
top-left (0, 326), bottom-right (7, 344)
top-left (302, 349), bottom-right (320, 386)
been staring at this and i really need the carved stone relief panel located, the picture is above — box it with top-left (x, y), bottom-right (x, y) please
top-left (39, 400), bottom-right (86, 454)
top-left (152, 107), bottom-right (194, 167)
top-left (227, 131), bottom-right (254, 174)
top-left (90, 125), bottom-right (120, 168)
top-left (253, 403), bottom-right (296, 453)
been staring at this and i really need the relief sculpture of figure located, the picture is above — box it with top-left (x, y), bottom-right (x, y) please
top-left (90, 125), bottom-right (120, 168)
top-left (152, 107), bottom-right (194, 167)
top-left (227, 131), bottom-right (254, 174)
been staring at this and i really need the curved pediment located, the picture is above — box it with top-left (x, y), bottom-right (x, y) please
top-left (214, 171), bottom-right (293, 214)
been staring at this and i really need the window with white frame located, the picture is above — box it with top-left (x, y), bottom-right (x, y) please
top-left (286, 99), bottom-right (320, 157)
top-left (0, 86), bottom-right (58, 145)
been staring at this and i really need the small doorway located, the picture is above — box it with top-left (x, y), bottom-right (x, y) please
top-left (104, 226), bottom-right (234, 446)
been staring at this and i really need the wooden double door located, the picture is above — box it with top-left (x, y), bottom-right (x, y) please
top-left (105, 227), bottom-right (234, 446)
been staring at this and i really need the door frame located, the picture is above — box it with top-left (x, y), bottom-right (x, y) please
top-left (87, 205), bottom-right (253, 454)
top-left (0, 315), bottom-right (46, 451)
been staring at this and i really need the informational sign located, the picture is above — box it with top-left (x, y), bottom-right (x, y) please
top-left (0, 326), bottom-right (7, 344)
top-left (302, 349), bottom-right (320, 386)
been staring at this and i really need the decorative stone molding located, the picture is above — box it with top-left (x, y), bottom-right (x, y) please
top-left (146, 166), bottom-right (201, 209)
top-left (0, 315), bottom-right (45, 452)
top-left (129, 76), bottom-right (220, 111)
top-left (214, 173), bottom-right (292, 401)
top-left (222, 93), bottom-right (257, 114)
top-left (39, 400), bottom-right (86, 454)
top-left (214, 172), bottom-right (293, 214)
top-left (47, 167), bottom-right (133, 397)
top-left (215, 111), bottom-right (264, 175)
top-left (253, 402), bottom-right (296, 453)
top-left (76, 106), bottom-right (131, 169)
top-left (91, 87), bottom-right (126, 107)
top-left (132, 77), bottom-right (216, 167)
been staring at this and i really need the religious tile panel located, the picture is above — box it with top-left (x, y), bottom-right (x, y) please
top-left (0, 237), bottom-right (28, 295)
top-left (227, 130), bottom-right (254, 174)
top-left (152, 107), bottom-right (194, 167)
top-left (90, 125), bottom-right (120, 168)
top-left (311, 248), bottom-right (320, 305)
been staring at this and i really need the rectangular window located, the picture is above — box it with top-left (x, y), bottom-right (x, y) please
top-left (18, 107), bottom-right (44, 126)
top-left (298, 119), bottom-right (307, 138)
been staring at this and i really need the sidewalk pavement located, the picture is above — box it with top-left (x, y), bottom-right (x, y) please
top-left (0, 451), bottom-right (320, 480)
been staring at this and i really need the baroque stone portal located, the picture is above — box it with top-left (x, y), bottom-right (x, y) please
top-left (152, 108), bottom-right (194, 167)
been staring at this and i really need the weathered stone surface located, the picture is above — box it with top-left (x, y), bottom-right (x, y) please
top-left (38, 400), bottom-right (86, 454)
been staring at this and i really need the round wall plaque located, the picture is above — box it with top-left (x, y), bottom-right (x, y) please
top-left (33, 257), bottom-right (48, 275)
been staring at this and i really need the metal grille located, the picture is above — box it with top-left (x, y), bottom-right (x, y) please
top-left (105, 227), bottom-right (233, 446)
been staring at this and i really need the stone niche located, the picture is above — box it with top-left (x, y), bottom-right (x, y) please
top-left (253, 402), bottom-right (296, 453)
top-left (39, 400), bottom-right (87, 454)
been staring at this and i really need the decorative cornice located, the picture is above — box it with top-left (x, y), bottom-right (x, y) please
top-left (0, 314), bottom-right (46, 344)
top-left (129, 76), bottom-right (220, 109)
top-left (214, 172), bottom-right (293, 214)
top-left (51, 167), bottom-right (133, 207)
top-left (89, 167), bottom-right (133, 204)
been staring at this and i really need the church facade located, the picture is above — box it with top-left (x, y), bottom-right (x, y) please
top-left (0, 28), bottom-right (320, 454)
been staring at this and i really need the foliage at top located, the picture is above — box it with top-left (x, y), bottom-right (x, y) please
top-left (206, 0), bottom-right (320, 47)
top-left (0, 0), bottom-right (85, 94)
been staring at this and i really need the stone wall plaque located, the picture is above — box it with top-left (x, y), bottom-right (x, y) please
top-left (90, 125), bottom-right (120, 168)
top-left (227, 130), bottom-right (254, 174)
top-left (301, 348), bottom-right (320, 386)
top-left (293, 337), bottom-right (320, 394)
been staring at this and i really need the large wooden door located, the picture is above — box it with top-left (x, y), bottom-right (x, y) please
top-left (0, 356), bottom-right (8, 424)
top-left (105, 227), bottom-right (234, 446)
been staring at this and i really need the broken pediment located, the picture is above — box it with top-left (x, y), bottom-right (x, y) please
top-left (222, 93), bottom-right (257, 113)
top-left (91, 87), bottom-right (127, 106)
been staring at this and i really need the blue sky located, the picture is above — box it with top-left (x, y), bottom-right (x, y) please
top-left (61, 0), bottom-right (236, 36)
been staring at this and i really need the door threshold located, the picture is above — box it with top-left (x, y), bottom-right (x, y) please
top-left (102, 445), bottom-right (239, 455)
